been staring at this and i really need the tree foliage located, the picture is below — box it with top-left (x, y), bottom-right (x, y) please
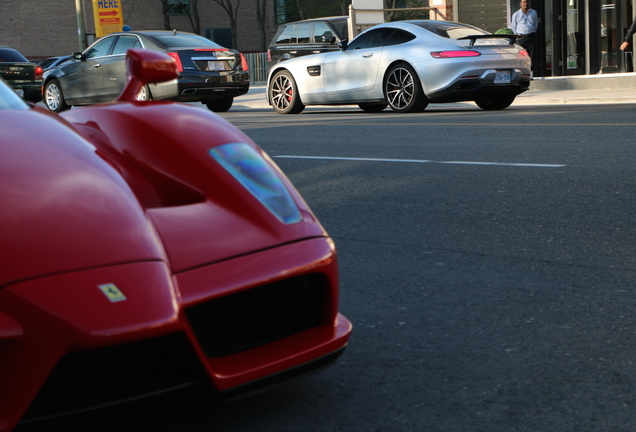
top-left (385, 0), bottom-right (429, 22)
top-left (279, 0), bottom-right (351, 23)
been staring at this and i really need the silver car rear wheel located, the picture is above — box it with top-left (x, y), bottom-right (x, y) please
top-left (270, 70), bottom-right (305, 114)
top-left (384, 63), bottom-right (428, 113)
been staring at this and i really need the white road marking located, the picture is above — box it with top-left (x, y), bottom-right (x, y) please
top-left (274, 155), bottom-right (566, 168)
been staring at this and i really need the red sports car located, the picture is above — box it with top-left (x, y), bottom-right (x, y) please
top-left (0, 49), bottom-right (351, 431)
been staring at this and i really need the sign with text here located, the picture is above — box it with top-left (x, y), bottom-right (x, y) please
top-left (92, 0), bottom-right (124, 38)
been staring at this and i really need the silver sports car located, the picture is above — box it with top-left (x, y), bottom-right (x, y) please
top-left (267, 20), bottom-right (531, 114)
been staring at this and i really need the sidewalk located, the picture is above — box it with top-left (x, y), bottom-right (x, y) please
top-left (233, 76), bottom-right (636, 110)
top-left (515, 87), bottom-right (636, 105)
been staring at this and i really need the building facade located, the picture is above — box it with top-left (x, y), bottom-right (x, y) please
top-left (453, 0), bottom-right (635, 76)
top-left (506, 0), bottom-right (634, 76)
top-left (0, 0), bottom-right (279, 59)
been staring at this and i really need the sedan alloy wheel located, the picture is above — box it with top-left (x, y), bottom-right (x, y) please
top-left (44, 79), bottom-right (70, 112)
top-left (136, 85), bottom-right (151, 101)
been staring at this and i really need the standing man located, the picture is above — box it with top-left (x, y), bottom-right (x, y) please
top-left (620, 16), bottom-right (636, 51)
top-left (511, 0), bottom-right (539, 73)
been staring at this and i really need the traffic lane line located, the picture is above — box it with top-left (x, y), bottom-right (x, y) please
top-left (274, 155), bottom-right (566, 168)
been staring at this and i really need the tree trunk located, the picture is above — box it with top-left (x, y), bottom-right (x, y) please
top-left (296, 0), bottom-right (305, 20)
top-left (188, 0), bottom-right (201, 34)
top-left (340, 0), bottom-right (350, 15)
top-left (160, 0), bottom-right (172, 30)
top-left (212, 0), bottom-right (241, 49)
top-left (255, 0), bottom-right (268, 52)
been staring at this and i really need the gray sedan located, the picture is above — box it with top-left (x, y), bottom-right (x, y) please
top-left (43, 30), bottom-right (250, 112)
top-left (267, 20), bottom-right (531, 114)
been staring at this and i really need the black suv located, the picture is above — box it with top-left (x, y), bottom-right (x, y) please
top-left (267, 16), bottom-right (349, 71)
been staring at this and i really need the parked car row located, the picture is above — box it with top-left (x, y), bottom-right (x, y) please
top-left (2, 18), bottom-right (530, 114)
top-left (1, 30), bottom-right (250, 112)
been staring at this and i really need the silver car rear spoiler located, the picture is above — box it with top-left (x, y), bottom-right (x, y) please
top-left (458, 34), bottom-right (521, 46)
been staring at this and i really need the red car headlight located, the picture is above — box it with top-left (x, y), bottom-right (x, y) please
top-left (209, 143), bottom-right (302, 224)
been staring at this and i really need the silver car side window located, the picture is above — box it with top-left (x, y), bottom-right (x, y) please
top-left (385, 30), bottom-right (416, 46)
top-left (347, 28), bottom-right (393, 50)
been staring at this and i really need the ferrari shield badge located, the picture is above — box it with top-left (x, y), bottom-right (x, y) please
top-left (98, 283), bottom-right (127, 303)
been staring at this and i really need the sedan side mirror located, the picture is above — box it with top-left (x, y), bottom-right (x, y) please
top-left (338, 39), bottom-right (348, 50)
top-left (73, 52), bottom-right (83, 60)
top-left (322, 35), bottom-right (336, 45)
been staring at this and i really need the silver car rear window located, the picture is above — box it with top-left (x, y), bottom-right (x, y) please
top-left (411, 22), bottom-right (489, 39)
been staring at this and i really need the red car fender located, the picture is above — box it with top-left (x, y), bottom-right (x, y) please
top-left (0, 108), bottom-right (166, 287)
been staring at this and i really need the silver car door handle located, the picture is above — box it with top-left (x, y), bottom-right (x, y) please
top-left (362, 52), bottom-right (373, 58)
top-left (93, 63), bottom-right (102, 68)
top-left (289, 51), bottom-right (297, 54)
top-left (312, 51), bottom-right (321, 54)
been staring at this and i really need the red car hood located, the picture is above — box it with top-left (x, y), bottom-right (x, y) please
top-left (0, 108), bottom-right (165, 288)
top-left (61, 102), bottom-right (327, 273)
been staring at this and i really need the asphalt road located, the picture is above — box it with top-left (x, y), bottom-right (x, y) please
top-left (19, 102), bottom-right (636, 431)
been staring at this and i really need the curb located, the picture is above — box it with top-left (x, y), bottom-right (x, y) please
top-left (234, 84), bottom-right (636, 110)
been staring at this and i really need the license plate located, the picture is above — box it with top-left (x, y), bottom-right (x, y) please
top-left (494, 70), bottom-right (511, 84)
top-left (207, 61), bottom-right (225, 71)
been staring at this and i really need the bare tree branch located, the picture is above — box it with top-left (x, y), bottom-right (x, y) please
top-left (211, 0), bottom-right (241, 49)
top-left (255, 0), bottom-right (268, 52)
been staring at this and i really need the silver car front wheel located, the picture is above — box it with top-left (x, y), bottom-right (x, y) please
top-left (269, 70), bottom-right (305, 114)
top-left (384, 63), bottom-right (428, 113)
